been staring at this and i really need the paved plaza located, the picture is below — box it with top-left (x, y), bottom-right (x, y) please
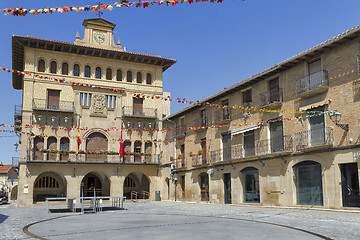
top-left (1, 201), bottom-right (360, 239)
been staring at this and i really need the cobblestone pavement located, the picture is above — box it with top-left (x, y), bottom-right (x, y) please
top-left (1, 201), bottom-right (360, 240)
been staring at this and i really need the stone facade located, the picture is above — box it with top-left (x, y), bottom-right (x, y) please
top-left (13, 18), bottom-right (176, 206)
top-left (164, 26), bottom-right (360, 209)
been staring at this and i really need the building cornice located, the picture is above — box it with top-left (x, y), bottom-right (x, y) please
top-left (12, 35), bottom-right (177, 90)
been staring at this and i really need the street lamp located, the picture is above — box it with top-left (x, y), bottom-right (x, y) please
top-left (330, 111), bottom-right (349, 132)
top-left (14, 142), bottom-right (19, 152)
top-left (37, 115), bottom-right (42, 124)
top-left (51, 116), bottom-right (56, 125)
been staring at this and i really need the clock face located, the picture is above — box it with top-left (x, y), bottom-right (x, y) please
top-left (94, 32), bottom-right (105, 44)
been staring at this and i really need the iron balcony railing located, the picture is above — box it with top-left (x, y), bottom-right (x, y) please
top-left (260, 88), bottom-right (283, 107)
top-left (255, 135), bottom-right (294, 155)
top-left (175, 157), bottom-right (187, 168)
top-left (192, 116), bottom-right (209, 128)
top-left (122, 106), bottom-right (157, 118)
top-left (209, 144), bottom-right (244, 163)
top-left (213, 108), bottom-right (232, 123)
top-left (33, 99), bottom-right (74, 112)
top-left (294, 127), bottom-right (333, 151)
top-left (175, 126), bottom-right (186, 137)
top-left (296, 70), bottom-right (329, 95)
top-left (192, 154), bottom-right (209, 166)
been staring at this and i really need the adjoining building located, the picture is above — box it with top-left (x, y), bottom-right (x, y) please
top-left (12, 18), bottom-right (176, 206)
top-left (164, 25), bottom-right (360, 209)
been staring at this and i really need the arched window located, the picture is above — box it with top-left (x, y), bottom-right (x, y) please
top-left (62, 62), bottom-right (69, 75)
top-left (146, 73), bottom-right (152, 85)
top-left (137, 72), bottom-right (142, 84)
top-left (127, 71), bottom-right (132, 82)
top-left (96, 67), bottom-right (102, 79)
top-left (117, 70), bottom-right (122, 81)
top-left (50, 61), bottom-right (57, 74)
top-left (85, 65), bottom-right (91, 78)
top-left (134, 141), bottom-right (142, 162)
top-left (35, 176), bottom-right (59, 188)
top-left (124, 176), bottom-right (136, 188)
top-left (73, 64), bottom-right (80, 76)
top-left (47, 137), bottom-right (57, 161)
top-left (38, 59), bottom-right (45, 72)
top-left (124, 140), bottom-right (131, 162)
top-left (33, 136), bottom-right (44, 160)
top-left (106, 68), bottom-right (112, 80)
top-left (86, 132), bottom-right (108, 162)
top-left (60, 137), bottom-right (69, 161)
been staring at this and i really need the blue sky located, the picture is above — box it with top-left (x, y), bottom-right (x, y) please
top-left (0, 0), bottom-right (360, 164)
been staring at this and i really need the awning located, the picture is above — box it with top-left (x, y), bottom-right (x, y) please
top-left (299, 100), bottom-right (329, 112)
top-left (231, 124), bottom-right (261, 136)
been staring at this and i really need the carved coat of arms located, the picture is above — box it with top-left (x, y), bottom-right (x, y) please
top-left (90, 94), bottom-right (107, 117)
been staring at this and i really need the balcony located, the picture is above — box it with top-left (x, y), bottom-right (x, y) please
top-left (192, 154), bottom-right (209, 166)
top-left (255, 135), bottom-right (294, 155)
top-left (294, 127), bottom-right (333, 151)
top-left (296, 70), bottom-right (329, 96)
top-left (213, 108), bottom-right (232, 124)
top-left (192, 116), bottom-right (210, 131)
top-left (174, 126), bottom-right (186, 138)
top-left (260, 88), bottom-right (283, 108)
top-left (209, 145), bottom-right (244, 163)
top-left (14, 105), bottom-right (22, 133)
top-left (175, 157), bottom-right (187, 169)
top-left (33, 99), bottom-right (74, 112)
top-left (122, 106), bottom-right (157, 118)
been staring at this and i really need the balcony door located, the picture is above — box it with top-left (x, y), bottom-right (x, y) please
top-left (270, 120), bottom-right (284, 152)
top-left (133, 98), bottom-right (143, 116)
top-left (201, 138), bottom-right (207, 164)
top-left (47, 90), bottom-right (60, 109)
top-left (269, 78), bottom-right (279, 103)
top-left (309, 60), bottom-right (321, 90)
top-left (308, 106), bottom-right (325, 147)
top-left (222, 132), bottom-right (231, 161)
top-left (244, 130), bottom-right (255, 157)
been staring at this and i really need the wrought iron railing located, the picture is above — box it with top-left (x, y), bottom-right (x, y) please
top-left (294, 127), bottom-right (333, 151)
top-left (122, 106), bottom-right (157, 118)
top-left (175, 157), bottom-right (187, 168)
top-left (296, 70), bottom-right (329, 95)
top-left (175, 126), bottom-right (186, 136)
top-left (209, 145), bottom-right (244, 163)
top-left (213, 108), bottom-right (231, 123)
top-left (255, 135), bottom-right (293, 155)
top-left (260, 88), bottom-right (283, 107)
top-left (192, 116), bottom-right (209, 128)
top-left (192, 154), bottom-right (209, 166)
top-left (33, 99), bottom-right (74, 111)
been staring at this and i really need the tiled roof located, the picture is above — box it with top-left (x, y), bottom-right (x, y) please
top-left (167, 25), bottom-right (360, 119)
top-left (0, 165), bottom-right (12, 174)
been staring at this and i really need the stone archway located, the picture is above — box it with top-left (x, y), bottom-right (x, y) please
top-left (86, 132), bottom-right (108, 162)
top-left (33, 172), bottom-right (66, 203)
top-left (241, 167), bottom-right (260, 203)
top-left (11, 185), bottom-right (18, 200)
top-left (123, 172), bottom-right (150, 199)
top-left (199, 172), bottom-right (209, 201)
top-left (81, 172), bottom-right (110, 197)
top-left (293, 161), bottom-right (323, 206)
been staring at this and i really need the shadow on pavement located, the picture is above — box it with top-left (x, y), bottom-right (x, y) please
top-left (49, 207), bottom-right (125, 213)
top-left (0, 214), bottom-right (9, 224)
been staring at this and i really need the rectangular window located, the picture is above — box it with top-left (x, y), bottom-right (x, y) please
top-left (105, 95), bottom-right (116, 109)
top-left (222, 99), bottom-right (230, 120)
top-left (243, 89), bottom-right (252, 106)
top-left (270, 120), bottom-right (284, 152)
top-left (80, 93), bottom-right (91, 107)
top-left (201, 109), bottom-right (206, 126)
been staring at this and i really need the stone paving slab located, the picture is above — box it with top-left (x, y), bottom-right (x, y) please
top-left (1, 201), bottom-right (360, 240)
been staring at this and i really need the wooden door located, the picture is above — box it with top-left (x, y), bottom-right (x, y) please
top-left (47, 90), bottom-right (60, 109)
top-left (133, 98), bottom-right (143, 115)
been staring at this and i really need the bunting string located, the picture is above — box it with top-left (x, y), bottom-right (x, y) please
top-left (2, 0), bottom-right (234, 17)
top-left (0, 66), bottom-right (334, 115)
